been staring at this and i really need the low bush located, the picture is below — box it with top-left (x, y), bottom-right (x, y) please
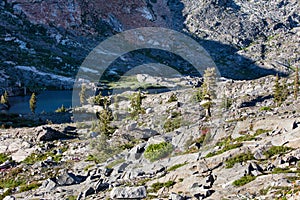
top-left (225, 152), bottom-right (254, 168)
top-left (148, 180), bottom-right (176, 193)
top-left (167, 93), bottom-right (178, 103)
top-left (259, 106), bottom-right (272, 111)
top-left (144, 142), bottom-right (173, 162)
top-left (19, 182), bottom-right (42, 192)
top-left (206, 143), bottom-right (242, 158)
top-left (263, 146), bottom-right (292, 159)
top-left (167, 162), bottom-right (188, 172)
top-left (0, 153), bottom-right (10, 164)
top-left (233, 175), bottom-right (256, 186)
top-left (164, 117), bottom-right (181, 133)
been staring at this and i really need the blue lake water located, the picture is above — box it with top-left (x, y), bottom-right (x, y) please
top-left (6, 87), bottom-right (173, 114)
top-left (8, 90), bottom-right (78, 114)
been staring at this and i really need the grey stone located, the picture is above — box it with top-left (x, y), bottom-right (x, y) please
top-left (0, 160), bottom-right (12, 169)
top-left (95, 180), bottom-right (109, 192)
top-left (292, 121), bottom-right (298, 129)
top-left (145, 107), bottom-right (153, 114)
top-left (90, 132), bottom-right (98, 138)
top-left (56, 171), bottom-right (79, 186)
top-left (265, 163), bottom-right (276, 171)
top-left (169, 193), bottom-right (184, 200)
top-left (110, 186), bottom-right (146, 199)
top-left (127, 143), bottom-right (146, 160)
top-left (286, 156), bottom-right (299, 165)
top-left (82, 187), bottom-right (95, 198)
top-left (3, 196), bottom-right (15, 200)
top-left (253, 149), bottom-right (266, 160)
top-left (42, 178), bottom-right (57, 191)
top-left (246, 162), bottom-right (263, 176)
top-left (126, 122), bottom-right (137, 131)
top-left (36, 126), bottom-right (73, 141)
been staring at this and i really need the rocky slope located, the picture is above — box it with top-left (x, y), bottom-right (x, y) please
top-left (0, 0), bottom-right (299, 92)
top-left (1, 74), bottom-right (300, 199)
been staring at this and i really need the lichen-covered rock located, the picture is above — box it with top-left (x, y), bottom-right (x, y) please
top-left (36, 126), bottom-right (74, 141)
top-left (110, 186), bottom-right (147, 199)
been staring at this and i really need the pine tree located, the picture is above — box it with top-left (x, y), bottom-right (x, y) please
top-left (273, 74), bottom-right (281, 106)
top-left (202, 67), bottom-right (217, 99)
top-left (273, 74), bottom-right (288, 106)
top-left (79, 84), bottom-right (87, 105)
top-left (29, 93), bottom-right (37, 114)
top-left (96, 96), bottom-right (114, 136)
top-left (0, 91), bottom-right (9, 106)
top-left (294, 66), bottom-right (299, 100)
top-left (200, 67), bottom-right (217, 118)
top-left (113, 95), bottom-right (119, 110)
top-left (130, 90), bottom-right (144, 119)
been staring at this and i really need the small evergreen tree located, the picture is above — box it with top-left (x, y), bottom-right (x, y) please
top-left (200, 68), bottom-right (217, 118)
top-left (113, 95), bottom-right (119, 110)
top-left (130, 90), bottom-right (145, 119)
top-left (273, 74), bottom-right (288, 106)
top-left (273, 74), bottom-right (281, 106)
top-left (221, 94), bottom-right (232, 110)
top-left (294, 66), bottom-right (299, 100)
top-left (96, 96), bottom-right (114, 136)
top-left (202, 67), bottom-right (217, 99)
top-left (79, 84), bottom-right (87, 105)
top-left (29, 93), bottom-right (37, 114)
top-left (0, 91), bottom-right (9, 106)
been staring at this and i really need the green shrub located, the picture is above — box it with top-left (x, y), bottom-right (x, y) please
top-left (234, 135), bottom-right (256, 142)
top-left (106, 159), bottom-right (125, 169)
top-left (84, 164), bottom-right (95, 171)
top-left (271, 167), bottom-right (300, 174)
top-left (259, 106), bottom-right (271, 111)
top-left (190, 88), bottom-right (203, 102)
top-left (55, 104), bottom-right (67, 112)
top-left (0, 153), bottom-right (10, 164)
top-left (167, 162), bottom-right (188, 172)
top-left (0, 188), bottom-right (12, 199)
top-left (85, 154), bottom-right (100, 163)
top-left (259, 186), bottom-right (271, 195)
top-left (233, 175), bottom-right (256, 186)
top-left (167, 93), bottom-right (178, 103)
top-left (144, 142), bottom-right (173, 162)
top-left (19, 182), bottom-right (42, 192)
top-left (255, 129), bottom-right (270, 135)
top-left (221, 95), bottom-right (233, 110)
top-left (163, 117), bottom-right (181, 132)
top-left (66, 196), bottom-right (77, 200)
top-left (89, 134), bottom-right (122, 163)
top-left (225, 152), bottom-right (254, 168)
top-left (0, 178), bottom-right (25, 189)
top-left (206, 143), bottom-right (242, 158)
top-left (22, 147), bottom-right (67, 165)
top-left (149, 181), bottom-right (176, 193)
top-left (263, 146), bottom-right (292, 159)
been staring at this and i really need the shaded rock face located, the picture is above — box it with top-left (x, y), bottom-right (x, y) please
top-left (0, 0), bottom-right (299, 89)
top-left (6, 0), bottom-right (172, 33)
top-left (36, 126), bottom-right (75, 141)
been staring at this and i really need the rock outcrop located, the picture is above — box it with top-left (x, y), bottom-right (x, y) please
top-left (0, 0), bottom-right (299, 90)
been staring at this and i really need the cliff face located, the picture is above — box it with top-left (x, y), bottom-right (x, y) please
top-left (0, 0), bottom-right (299, 89)
top-left (6, 0), bottom-right (172, 33)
